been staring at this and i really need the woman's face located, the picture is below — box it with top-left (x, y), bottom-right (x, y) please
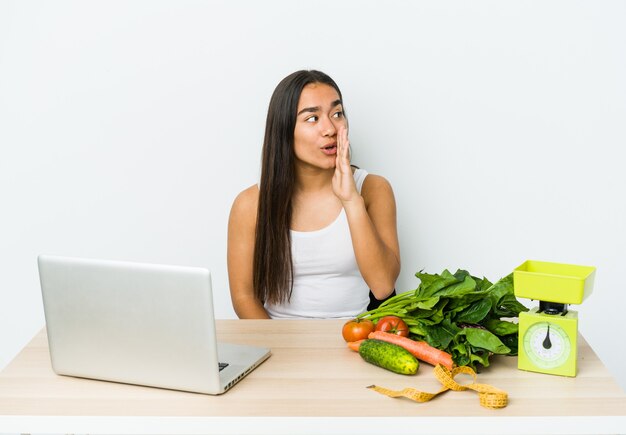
top-left (293, 83), bottom-right (347, 171)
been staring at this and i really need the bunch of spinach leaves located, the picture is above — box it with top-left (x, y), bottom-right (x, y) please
top-left (358, 269), bottom-right (528, 370)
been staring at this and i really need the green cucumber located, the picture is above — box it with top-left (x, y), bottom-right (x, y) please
top-left (358, 339), bottom-right (419, 375)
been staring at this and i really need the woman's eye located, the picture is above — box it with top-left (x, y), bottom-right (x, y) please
top-left (306, 115), bottom-right (318, 123)
top-left (333, 111), bottom-right (344, 118)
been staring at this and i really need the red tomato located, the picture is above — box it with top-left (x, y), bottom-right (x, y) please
top-left (342, 318), bottom-right (375, 343)
top-left (374, 315), bottom-right (409, 337)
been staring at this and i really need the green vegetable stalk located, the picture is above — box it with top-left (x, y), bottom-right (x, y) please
top-left (357, 269), bottom-right (528, 370)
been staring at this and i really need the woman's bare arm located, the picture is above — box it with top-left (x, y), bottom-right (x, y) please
top-left (227, 186), bottom-right (271, 319)
top-left (333, 127), bottom-right (401, 299)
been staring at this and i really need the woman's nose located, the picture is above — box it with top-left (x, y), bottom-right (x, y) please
top-left (321, 116), bottom-right (338, 137)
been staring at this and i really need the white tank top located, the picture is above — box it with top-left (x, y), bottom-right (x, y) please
top-left (265, 168), bottom-right (370, 319)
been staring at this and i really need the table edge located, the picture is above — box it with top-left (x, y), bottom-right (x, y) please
top-left (1, 415), bottom-right (625, 435)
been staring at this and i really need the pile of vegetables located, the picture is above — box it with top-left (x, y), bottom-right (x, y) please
top-left (343, 319), bottom-right (455, 374)
top-left (354, 269), bottom-right (528, 370)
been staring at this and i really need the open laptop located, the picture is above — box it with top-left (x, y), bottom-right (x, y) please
top-left (37, 254), bottom-right (271, 395)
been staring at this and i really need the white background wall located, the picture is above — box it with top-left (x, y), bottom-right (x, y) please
top-left (1, 1), bottom-right (625, 391)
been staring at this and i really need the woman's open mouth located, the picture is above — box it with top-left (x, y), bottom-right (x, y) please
top-left (321, 144), bottom-right (337, 155)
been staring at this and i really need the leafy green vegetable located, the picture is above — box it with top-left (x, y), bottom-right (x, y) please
top-left (483, 318), bottom-right (519, 336)
top-left (460, 328), bottom-right (510, 354)
top-left (454, 298), bottom-right (492, 324)
top-left (357, 269), bottom-right (528, 370)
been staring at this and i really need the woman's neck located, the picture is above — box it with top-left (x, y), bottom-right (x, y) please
top-left (294, 166), bottom-right (335, 194)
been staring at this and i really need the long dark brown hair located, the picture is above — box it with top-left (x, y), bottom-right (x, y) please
top-left (253, 70), bottom-right (344, 305)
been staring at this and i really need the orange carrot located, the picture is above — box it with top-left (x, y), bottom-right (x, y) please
top-left (347, 339), bottom-right (365, 352)
top-left (368, 331), bottom-right (454, 370)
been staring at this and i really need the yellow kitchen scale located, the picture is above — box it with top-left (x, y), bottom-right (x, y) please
top-left (513, 260), bottom-right (596, 377)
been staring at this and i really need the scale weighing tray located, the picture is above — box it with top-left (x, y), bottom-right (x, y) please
top-left (513, 260), bottom-right (595, 305)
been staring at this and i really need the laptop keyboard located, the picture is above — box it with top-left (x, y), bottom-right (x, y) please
top-left (218, 362), bottom-right (229, 371)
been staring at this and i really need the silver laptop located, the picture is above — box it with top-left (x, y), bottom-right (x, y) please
top-left (37, 255), bottom-right (271, 395)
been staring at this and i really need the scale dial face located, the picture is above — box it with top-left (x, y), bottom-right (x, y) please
top-left (523, 321), bottom-right (571, 369)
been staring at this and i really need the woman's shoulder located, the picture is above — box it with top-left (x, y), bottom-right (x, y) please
top-left (360, 172), bottom-right (395, 205)
top-left (230, 184), bottom-right (259, 221)
top-left (361, 172), bottom-right (393, 193)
